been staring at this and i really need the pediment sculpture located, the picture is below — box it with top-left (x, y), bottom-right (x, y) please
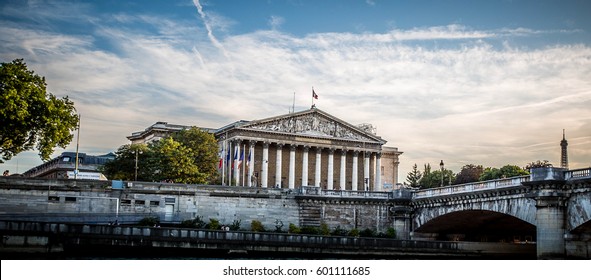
top-left (245, 113), bottom-right (376, 142)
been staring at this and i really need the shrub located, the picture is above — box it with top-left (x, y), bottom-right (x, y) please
top-left (288, 223), bottom-right (301, 234)
top-left (251, 220), bottom-right (265, 232)
top-left (320, 223), bottom-right (331, 236)
top-left (229, 219), bottom-right (242, 231)
top-left (180, 216), bottom-right (206, 228)
top-left (300, 226), bottom-right (320, 235)
top-left (348, 228), bottom-right (360, 237)
top-left (207, 218), bottom-right (220, 230)
top-left (138, 216), bottom-right (159, 227)
top-left (331, 226), bottom-right (348, 236)
top-left (359, 228), bottom-right (376, 237)
top-left (385, 227), bottom-right (396, 238)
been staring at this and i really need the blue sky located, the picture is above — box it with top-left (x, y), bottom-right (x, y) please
top-left (1, 0), bottom-right (590, 180)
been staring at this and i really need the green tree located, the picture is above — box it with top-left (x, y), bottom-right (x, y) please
top-left (101, 143), bottom-right (148, 180)
top-left (406, 163), bottom-right (422, 187)
top-left (499, 165), bottom-right (529, 178)
top-left (454, 164), bottom-right (484, 184)
top-left (170, 127), bottom-right (219, 184)
top-left (419, 163), bottom-right (455, 189)
top-left (479, 167), bottom-right (501, 181)
top-left (145, 137), bottom-right (200, 183)
top-left (0, 58), bottom-right (79, 163)
top-left (480, 165), bottom-right (529, 181)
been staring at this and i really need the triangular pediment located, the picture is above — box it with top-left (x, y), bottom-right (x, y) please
top-left (238, 108), bottom-right (385, 143)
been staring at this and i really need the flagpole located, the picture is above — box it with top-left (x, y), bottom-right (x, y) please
top-left (242, 144), bottom-right (246, 186)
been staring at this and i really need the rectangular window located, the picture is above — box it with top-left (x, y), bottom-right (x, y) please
top-left (150, 201), bottom-right (160, 206)
top-left (121, 199), bottom-right (132, 205)
top-left (164, 198), bottom-right (175, 203)
top-left (65, 197), bottom-right (77, 203)
top-left (135, 200), bottom-right (145, 205)
top-left (48, 196), bottom-right (60, 202)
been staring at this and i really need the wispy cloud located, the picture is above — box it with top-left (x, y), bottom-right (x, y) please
top-left (192, 0), bottom-right (229, 59)
top-left (269, 15), bottom-right (285, 30)
top-left (1, 3), bottom-right (589, 177)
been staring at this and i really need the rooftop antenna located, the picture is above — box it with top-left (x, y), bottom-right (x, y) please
top-left (292, 92), bottom-right (295, 114)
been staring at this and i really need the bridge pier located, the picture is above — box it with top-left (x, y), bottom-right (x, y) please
top-left (534, 194), bottom-right (566, 259)
top-left (528, 168), bottom-right (568, 259)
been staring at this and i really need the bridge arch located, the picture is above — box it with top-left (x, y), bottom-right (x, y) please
top-left (413, 209), bottom-right (536, 242)
top-left (567, 191), bottom-right (591, 232)
top-left (413, 196), bottom-right (537, 230)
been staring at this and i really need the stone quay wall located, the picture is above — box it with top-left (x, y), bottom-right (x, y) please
top-left (0, 177), bottom-right (406, 235)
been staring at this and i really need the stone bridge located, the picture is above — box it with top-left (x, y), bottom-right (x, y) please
top-left (411, 167), bottom-right (591, 259)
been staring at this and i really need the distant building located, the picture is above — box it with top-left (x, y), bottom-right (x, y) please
top-left (23, 152), bottom-right (114, 180)
top-left (127, 121), bottom-right (216, 144)
top-left (127, 107), bottom-right (403, 190)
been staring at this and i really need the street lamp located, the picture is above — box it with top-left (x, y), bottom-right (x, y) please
top-left (134, 149), bottom-right (142, 181)
top-left (439, 160), bottom-right (444, 187)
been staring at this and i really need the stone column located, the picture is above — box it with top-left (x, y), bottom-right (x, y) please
top-left (375, 153), bottom-right (382, 191)
top-left (261, 142), bottom-right (269, 188)
top-left (352, 151), bottom-right (359, 190)
top-left (234, 141), bottom-right (241, 186)
top-left (315, 147), bottom-right (322, 187)
top-left (275, 143), bottom-right (283, 188)
top-left (228, 140), bottom-right (234, 186)
top-left (364, 152), bottom-right (370, 191)
top-left (339, 150), bottom-right (347, 190)
top-left (327, 149), bottom-right (334, 190)
top-left (248, 141), bottom-right (255, 187)
top-left (288, 145), bottom-right (296, 189)
top-left (302, 146), bottom-right (309, 186)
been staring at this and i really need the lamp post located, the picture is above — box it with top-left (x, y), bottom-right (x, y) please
top-left (134, 149), bottom-right (142, 181)
top-left (439, 160), bottom-right (444, 187)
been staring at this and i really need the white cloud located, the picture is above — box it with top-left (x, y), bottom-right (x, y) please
top-left (269, 15), bottom-right (285, 30)
top-left (1, 6), bottom-right (590, 180)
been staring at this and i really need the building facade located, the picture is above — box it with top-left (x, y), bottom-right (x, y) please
top-left (22, 152), bottom-right (113, 180)
top-left (128, 108), bottom-right (402, 191)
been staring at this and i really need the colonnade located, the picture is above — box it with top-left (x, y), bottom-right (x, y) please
top-left (221, 139), bottom-right (383, 191)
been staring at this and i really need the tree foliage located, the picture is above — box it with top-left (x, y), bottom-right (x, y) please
top-left (454, 164), bottom-right (484, 184)
top-left (101, 143), bottom-right (149, 180)
top-left (170, 127), bottom-right (218, 183)
top-left (405, 163), bottom-right (422, 188)
top-left (102, 127), bottom-right (218, 184)
top-left (479, 165), bottom-right (529, 181)
top-left (0, 58), bottom-right (79, 163)
top-left (418, 163), bottom-right (455, 189)
top-left (524, 160), bottom-right (553, 171)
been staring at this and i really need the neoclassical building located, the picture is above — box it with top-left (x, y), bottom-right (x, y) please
top-left (128, 107), bottom-right (402, 191)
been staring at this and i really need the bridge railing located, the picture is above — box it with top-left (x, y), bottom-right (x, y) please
top-left (297, 186), bottom-right (413, 199)
top-left (564, 167), bottom-right (591, 180)
top-left (413, 175), bottom-right (530, 199)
